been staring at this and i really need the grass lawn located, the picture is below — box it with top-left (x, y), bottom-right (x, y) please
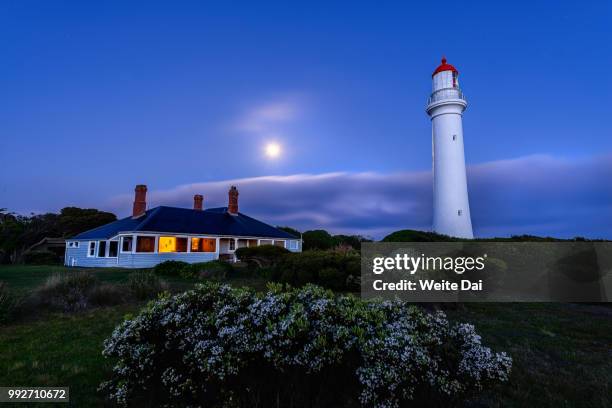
top-left (1, 265), bottom-right (611, 407)
top-left (0, 304), bottom-right (140, 407)
top-left (0, 264), bottom-right (268, 295)
top-left (452, 303), bottom-right (612, 408)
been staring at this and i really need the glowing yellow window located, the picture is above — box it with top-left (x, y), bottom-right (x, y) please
top-left (159, 237), bottom-right (187, 253)
top-left (158, 237), bottom-right (176, 253)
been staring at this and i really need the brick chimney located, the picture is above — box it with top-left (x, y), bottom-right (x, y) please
top-left (228, 186), bottom-right (239, 214)
top-left (132, 185), bottom-right (147, 218)
top-left (193, 194), bottom-right (203, 211)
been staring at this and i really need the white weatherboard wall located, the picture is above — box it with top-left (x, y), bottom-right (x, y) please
top-left (65, 236), bottom-right (302, 268)
top-left (426, 67), bottom-right (474, 239)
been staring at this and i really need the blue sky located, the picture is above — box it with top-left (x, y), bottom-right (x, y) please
top-left (1, 1), bottom-right (611, 238)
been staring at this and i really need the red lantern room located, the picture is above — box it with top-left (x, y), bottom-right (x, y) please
top-left (432, 56), bottom-right (460, 91)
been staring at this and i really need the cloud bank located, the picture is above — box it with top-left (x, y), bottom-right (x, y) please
top-left (106, 154), bottom-right (612, 240)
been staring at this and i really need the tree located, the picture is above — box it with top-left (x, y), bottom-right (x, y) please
top-left (382, 229), bottom-right (457, 242)
top-left (333, 234), bottom-right (370, 250)
top-left (276, 226), bottom-right (301, 238)
top-left (302, 230), bottom-right (337, 250)
top-left (58, 207), bottom-right (116, 238)
top-left (0, 207), bottom-right (117, 264)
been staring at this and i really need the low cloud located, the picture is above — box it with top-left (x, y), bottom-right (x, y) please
top-left (107, 154), bottom-right (612, 240)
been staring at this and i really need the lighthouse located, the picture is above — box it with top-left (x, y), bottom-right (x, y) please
top-left (426, 57), bottom-right (474, 238)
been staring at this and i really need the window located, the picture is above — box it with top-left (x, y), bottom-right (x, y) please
top-left (97, 241), bottom-right (107, 257)
top-left (259, 239), bottom-right (273, 246)
top-left (88, 242), bottom-right (96, 257)
top-left (74, 242), bottom-right (79, 248)
top-left (158, 236), bottom-right (188, 253)
top-left (458, 209), bottom-right (462, 216)
top-left (109, 241), bottom-right (118, 257)
top-left (136, 236), bottom-right (156, 253)
top-left (68, 242), bottom-right (73, 248)
top-left (452, 134), bottom-right (457, 141)
top-left (191, 238), bottom-right (216, 253)
top-left (288, 240), bottom-right (299, 250)
top-left (229, 239), bottom-right (236, 251)
top-left (274, 240), bottom-right (285, 248)
top-left (121, 236), bottom-right (133, 253)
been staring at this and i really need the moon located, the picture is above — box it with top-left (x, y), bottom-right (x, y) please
top-left (265, 142), bottom-right (281, 159)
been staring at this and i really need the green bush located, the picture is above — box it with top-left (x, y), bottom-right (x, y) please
top-left (183, 261), bottom-right (233, 280)
top-left (235, 245), bottom-right (289, 267)
top-left (127, 272), bottom-right (168, 301)
top-left (22, 250), bottom-right (60, 265)
top-left (101, 283), bottom-right (512, 407)
top-left (273, 250), bottom-right (360, 291)
top-left (30, 272), bottom-right (130, 312)
top-left (0, 282), bottom-right (20, 324)
top-left (32, 272), bottom-right (100, 312)
top-left (318, 267), bottom-right (345, 290)
top-left (153, 260), bottom-right (189, 277)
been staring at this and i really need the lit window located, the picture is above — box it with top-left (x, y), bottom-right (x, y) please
top-left (158, 237), bottom-right (188, 253)
top-left (191, 238), bottom-right (216, 253)
top-left (121, 237), bottom-right (133, 253)
top-left (229, 239), bottom-right (236, 251)
top-left (109, 241), bottom-right (118, 257)
top-left (97, 241), bottom-right (107, 257)
top-left (136, 236), bottom-right (156, 253)
top-left (88, 241), bottom-right (96, 257)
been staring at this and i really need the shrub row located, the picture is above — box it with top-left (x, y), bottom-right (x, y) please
top-left (28, 272), bottom-right (168, 313)
top-left (153, 260), bottom-right (232, 280)
top-left (271, 250), bottom-right (360, 291)
top-left (101, 282), bottom-right (512, 407)
top-left (233, 247), bottom-right (361, 291)
top-left (234, 245), bottom-right (289, 267)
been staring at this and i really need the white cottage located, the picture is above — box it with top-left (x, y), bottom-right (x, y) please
top-left (64, 185), bottom-right (301, 268)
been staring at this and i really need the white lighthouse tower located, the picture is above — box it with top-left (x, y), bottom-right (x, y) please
top-left (426, 57), bottom-right (474, 238)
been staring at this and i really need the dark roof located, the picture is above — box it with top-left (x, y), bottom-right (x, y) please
top-left (72, 206), bottom-right (298, 240)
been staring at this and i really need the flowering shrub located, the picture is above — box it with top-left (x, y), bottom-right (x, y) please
top-left (101, 283), bottom-right (511, 407)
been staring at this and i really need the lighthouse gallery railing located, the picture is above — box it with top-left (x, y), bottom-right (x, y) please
top-left (427, 87), bottom-right (466, 105)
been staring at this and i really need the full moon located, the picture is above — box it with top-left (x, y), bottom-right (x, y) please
top-left (265, 143), bottom-right (281, 158)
